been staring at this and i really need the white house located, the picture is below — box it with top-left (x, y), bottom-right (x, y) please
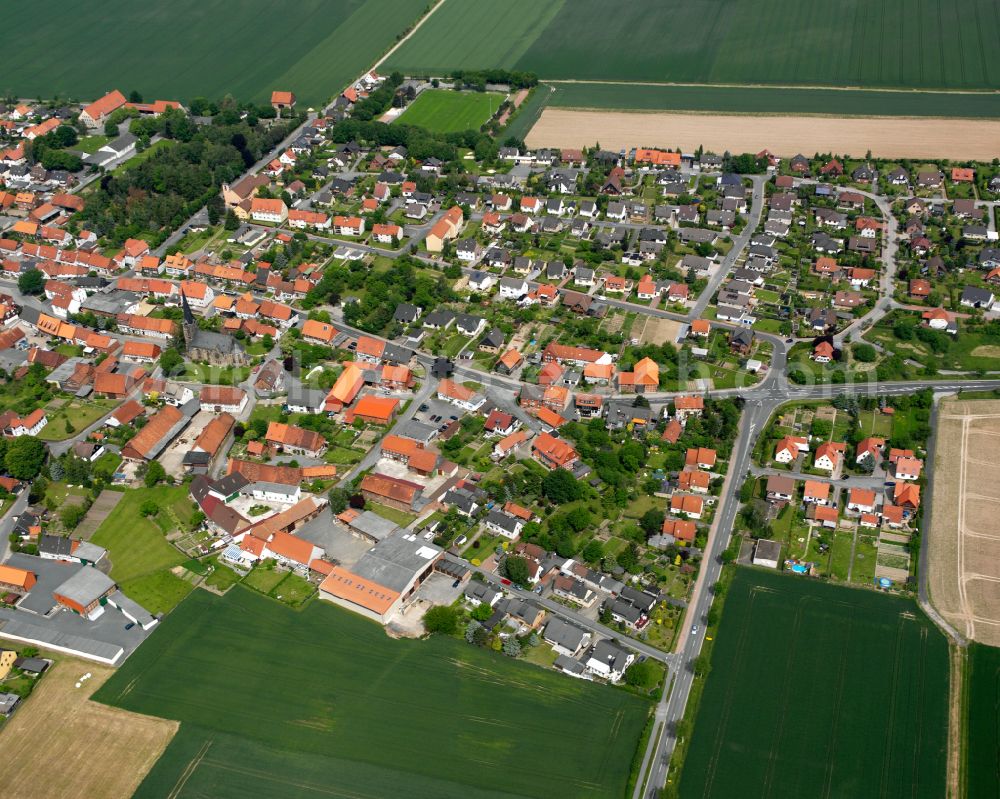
top-left (894, 457), bottom-right (923, 480)
top-left (498, 277), bottom-right (529, 300)
top-left (585, 640), bottom-right (634, 683)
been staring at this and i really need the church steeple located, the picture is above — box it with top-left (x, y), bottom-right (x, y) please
top-left (180, 289), bottom-right (196, 350)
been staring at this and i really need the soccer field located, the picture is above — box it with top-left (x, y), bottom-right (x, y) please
top-left (94, 588), bottom-right (650, 799)
top-left (395, 89), bottom-right (504, 133)
top-left (965, 644), bottom-right (1000, 798)
top-left (386, 0), bottom-right (1000, 108)
top-left (679, 569), bottom-right (949, 799)
top-left (3, 0), bottom-right (426, 105)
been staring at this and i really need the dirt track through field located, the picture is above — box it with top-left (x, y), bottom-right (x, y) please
top-left (0, 660), bottom-right (177, 799)
top-left (928, 399), bottom-right (1000, 647)
top-left (526, 109), bottom-right (1000, 161)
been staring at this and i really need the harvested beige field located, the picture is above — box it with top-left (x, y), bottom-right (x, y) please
top-left (638, 315), bottom-right (682, 346)
top-left (526, 109), bottom-right (1000, 161)
top-left (0, 659), bottom-right (177, 799)
top-left (928, 399), bottom-right (1000, 646)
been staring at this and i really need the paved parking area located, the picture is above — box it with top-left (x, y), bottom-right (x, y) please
top-left (159, 410), bottom-right (215, 477)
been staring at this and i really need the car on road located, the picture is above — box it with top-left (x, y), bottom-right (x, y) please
top-left (785, 338), bottom-right (794, 343)
top-left (124, 622), bottom-right (135, 631)
top-left (690, 625), bottom-right (699, 635)
top-left (418, 404), bottom-right (428, 412)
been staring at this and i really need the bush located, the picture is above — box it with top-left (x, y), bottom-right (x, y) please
top-left (852, 343), bottom-right (878, 362)
top-left (625, 659), bottom-right (661, 690)
top-left (423, 605), bottom-right (460, 635)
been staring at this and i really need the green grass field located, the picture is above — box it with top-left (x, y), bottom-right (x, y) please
top-left (91, 486), bottom-right (197, 614)
top-left (965, 644), bottom-right (1000, 799)
top-left (5, 0), bottom-right (427, 104)
top-left (386, 0), bottom-right (1000, 114)
top-left (546, 81), bottom-right (1000, 118)
top-left (395, 89), bottom-right (503, 132)
top-left (391, 0), bottom-right (1000, 90)
top-left (95, 588), bottom-right (649, 799)
top-left (679, 569), bottom-right (948, 799)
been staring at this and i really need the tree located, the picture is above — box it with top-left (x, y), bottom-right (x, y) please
top-left (640, 508), bottom-right (665, 538)
top-left (423, 605), bottom-right (459, 635)
top-left (5, 437), bottom-right (46, 480)
top-left (18, 269), bottom-right (45, 296)
top-left (140, 499), bottom-right (159, 517)
top-left (144, 461), bottom-right (166, 487)
top-left (224, 209), bottom-right (239, 230)
top-left (852, 343), bottom-right (877, 363)
top-left (541, 468), bottom-right (582, 504)
top-left (128, 89), bottom-right (143, 103)
top-left (104, 119), bottom-right (119, 137)
top-left (739, 477), bottom-right (755, 503)
top-left (625, 659), bottom-right (661, 690)
top-left (60, 504), bottom-right (87, 529)
top-left (207, 194), bottom-right (224, 226)
top-left (159, 348), bottom-right (184, 376)
top-left (327, 487), bottom-right (352, 514)
top-left (471, 602), bottom-right (493, 622)
top-left (502, 637), bottom-right (521, 658)
top-left (582, 539), bottom-right (604, 564)
top-left (503, 555), bottom-right (531, 586)
top-left (465, 620), bottom-right (482, 643)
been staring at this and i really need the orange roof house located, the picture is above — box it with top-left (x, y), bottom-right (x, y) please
top-left (325, 362), bottom-right (365, 412)
top-left (690, 319), bottom-right (711, 337)
top-left (661, 518), bottom-right (696, 543)
top-left (319, 565), bottom-right (400, 622)
top-left (894, 483), bottom-right (921, 510)
top-left (531, 432), bottom-right (578, 470)
top-left (193, 412), bottom-right (235, 458)
top-left (803, 480), bottom-right (830, 503)
top-left (617, 356), bottom-right (659, 392)
top-left (266, 422), bottom-right (327, 456)
top-left (271, 91), bottom-right (296, 110)
top-left (685, 447), bottom-right (717, 469)
top-left (302, 319), bottom-right (338, 344)
top-left (80, 90), bottom-right (127, 127)
top-left (345, 396), bottom-right (399, 425)
top-left (634, 148), bottom-right (681, 167)
top-left (670, 494), bottom-right (704, 519)
top-left (661, 419), bottom-right (683, 444)
top-left (0, 564), bottom-right (36, 593)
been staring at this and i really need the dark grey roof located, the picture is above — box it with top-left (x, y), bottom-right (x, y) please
top-left (485, 509), bottom-right (521, 534)
top-left (38, 534), bottom-right (73, 557)
top-left (212, 472), bottom-right (251, 496)
top-left (543, 617), bottom-right (588, 650)
top-left (393, 303), bottom-right (421, 323)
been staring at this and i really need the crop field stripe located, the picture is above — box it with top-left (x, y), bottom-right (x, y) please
top-left (678, 570), bottom-right (948, 799)
top-left (965, 644), bottom-right (1000, 798)
top-left (97, 588), bottom-right (647, 799)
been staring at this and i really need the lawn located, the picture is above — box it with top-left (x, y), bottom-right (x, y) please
top-left (74, 134), bottom-right (112, 154)
top-left (181, 361), bottom-right (251, 385)
top-left (679, 569), bottom-right (948, 799)
top-left (91, 486), bottom-right (197, 613)
top-left (95, 587), bottom-right (650, 799)
top-left (366, 501), bottom-right (417, 528)
top-left (4, 0), bottom-right (428, 104)
top-left (119, 570), bottom-right (193, 616)
top-left (388, 0), bottom-right (1000, 95)
top-left (37, 398), bottom-right (116, 441)
top-left (965, 643), bottom-right (1000, 799)
top-left (395, 89), bottom-right (504, 133)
